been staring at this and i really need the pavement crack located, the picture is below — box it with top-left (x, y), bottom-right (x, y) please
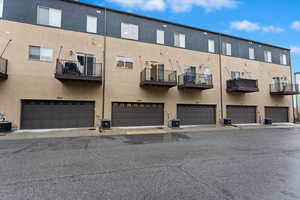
top-left (0, 164), bottom-right (169, 187)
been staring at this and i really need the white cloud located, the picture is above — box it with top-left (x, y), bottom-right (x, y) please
top-left (262, 26), bottom-right (284, 33)
top-left (291, 21), bottom-right (300, 31)
top-left (230, 20), bottom-right (260, 32)
top-left (290, 46), bottom-right (300, 55)
top-left (230, 20), bottom-right (284, 33)
top-left (106, 0), bottom-right (238, 12)
top-left (107, 0), bottom-right (166, 11)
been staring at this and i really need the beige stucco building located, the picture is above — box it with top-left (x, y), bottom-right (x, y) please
top-left (0, 0), bottom-right (297, 129)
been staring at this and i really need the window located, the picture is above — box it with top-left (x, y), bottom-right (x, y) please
top-left (37, 6), bottom-right (62, 27)
top-left (174, 32), bottom-right (185, 48)
top-left (280, 54), bottom-right (287, 65)
top-left (156, 30), bottom-right (164, 44)
top-left (116, 56), bottom-right (134, 69)
top-left (29, 46), bottom-right (53, 61)
top-left (222, 42), bottom-right (232, 56)
top-left (86, 16), bottom-right (97, 33)
top-left (0, 0), bottom-right (3, 18)
top-left (121, 23), bottom-right (139, 40)
top-left (264, 51), bottom-right (272, 62)
top-left (208, 40), bottom-right (215, 53)
top-left (231, 71), bottom-right (240, 80)
top-left (244, 72), bottom-right (252, 79)
top-left (249, 47), bottom-right (255, 60)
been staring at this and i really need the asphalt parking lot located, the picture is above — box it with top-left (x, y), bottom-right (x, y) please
top-left (0, 128), bottom-right (300, 200)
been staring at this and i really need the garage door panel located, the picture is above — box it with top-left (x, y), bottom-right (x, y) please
top-left (265, 107), bottom-right (288, 123)
top-left (227, 106), bottom-right (256, 124)
top-left (21, 100), bottom-right (95, 129)
top-left (177, 104), bottom-right (216, 125)
top-left (112, 102), bottom-right (164, 127)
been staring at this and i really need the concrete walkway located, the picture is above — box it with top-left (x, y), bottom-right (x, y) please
top-left (0, 123), bottom-right (299, 141)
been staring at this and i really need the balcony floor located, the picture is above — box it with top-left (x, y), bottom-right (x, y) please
top-left (227, 86), bottom-right (259, 93)
top-left (140, 81), bottom-right (177, 88)
top-left (270, 91), bottom-right (300, 95)
top-left (178, 83), bottom-right (213, 90)
top-left (55, 74), bottom-right (102, 83)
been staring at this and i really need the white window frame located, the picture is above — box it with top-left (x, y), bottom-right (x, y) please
top-left (249, 47), bottom-right (255, 60)
top-left (86, 15), bottom-right (97, 33)
top-left (0, 0), bottom-right (3, 18)
top-left (244, 72), bottom-right (252, 79)
top-left (280, 54), bottom-right (287, 65)
top-left (37, 6), bottom-right (62, 28)
top-left (28, 46), bottom-right (53, 62)
top-left (264, 51), bottom-right (272, 63)
top-left (222, 42), bottom-right (232, 56)
top-left (208, 39), bottom-right (215, 53)
top-left (231, 71), bottom-right (240, 80)
top-left (156, 29), bottom-right (164, 45)
top-left (174, 32), bottom-right (186, 48)
top-left (121, 23), bottom-right (139, 40)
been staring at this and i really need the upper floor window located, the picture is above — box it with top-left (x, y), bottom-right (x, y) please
top-left (86, 16), bottom-right (97, 33)
top-left (249, 47), bottom-right (255, 60)
top-left (29, 46), bottom-right (53, 62)
top-left (264, 51), bottom-right (272, 63)
top-left (280, 54), bottom-right (287, 65)
top-left (174, 32), bottom-right (186, 48)
top-left (222, 42), bottom-right (232, 56)
top-left (156, 30), bottom-right (165, 45)
top-left (208, 40), bottom-right (215, 53)
top-left (0, 0), bottom-right (3, 18)
top-left (121, 23), bottom-right (139, 40)
top-left (116, 56), bottom-right (134, 69)
top-left (37, 6), bottom-right (62, 28)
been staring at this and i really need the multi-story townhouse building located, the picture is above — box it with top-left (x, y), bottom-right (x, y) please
top-left (0, 0), bottom-right (298, 129)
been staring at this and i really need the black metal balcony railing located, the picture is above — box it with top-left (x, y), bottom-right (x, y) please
top-left (0, 57), bottom-right (8, 80)
top-left (178, 73), bottom-right (213, 89)
top-left (270, 83), bottom-right (300, 95)
top-left (55, 59), bottom-right (102, 83)
top-left (140, 68), bottom-right (177, 88)
top-left (227, 79), bottom-right (259, 93)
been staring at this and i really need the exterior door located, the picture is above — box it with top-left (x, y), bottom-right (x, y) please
top-left (112, 102), bottom-right (164, 127)
top-left (227, 106), bottom-right (256, 124)
top-left (265, 107), bottom-right (289, 122)
top-left (177, 104), bottom-right (216, 125)
top-left (21, 100), bottom-right (95, 129)
top-left (77, 53), bottom-right (96, 76)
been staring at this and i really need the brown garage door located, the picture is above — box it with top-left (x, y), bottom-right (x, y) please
top-left (177, 104), bottom-right (216, 125)
top-left (21, 100), bottom-right (95, 129)
top-left (265, 107), bottom-right (289, 123)
top-left (112, 102), bottom-right (164, 127)
top-left (227, 105), bottom-right (256, 124)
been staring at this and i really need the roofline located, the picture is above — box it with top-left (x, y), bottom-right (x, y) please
top-left (62, 0), bottom-right (290, 51)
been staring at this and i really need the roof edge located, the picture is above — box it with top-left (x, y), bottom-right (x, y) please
top-left (61, 0), bottom-right (290, 51)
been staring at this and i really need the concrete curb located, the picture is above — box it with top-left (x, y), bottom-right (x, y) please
top-left (0, 124), bottom-right (298, 141)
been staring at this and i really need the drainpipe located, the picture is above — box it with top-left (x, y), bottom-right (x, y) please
top-left (101, 8), bottom-right (107, 120)
top-left (218, 33), bottom-right (224, 121)
top-left (289, 52), bottom-right (295, 123)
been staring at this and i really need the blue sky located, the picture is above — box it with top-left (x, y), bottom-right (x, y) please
top-left (81, 0), bottom-right (300, 73)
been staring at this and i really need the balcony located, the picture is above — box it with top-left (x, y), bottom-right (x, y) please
top-left (178, 73), bottom-right (213, 90)
top-left (227, 79), bottom-right (259, 93)
top-left (0, 57), bottom-right (8, 80)
top-left (140, 68), bottom-right (177, 88)
top-left (270, 83), bottom-right (299, 95)
top-left (55, 59), bottom-right (102, 83)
